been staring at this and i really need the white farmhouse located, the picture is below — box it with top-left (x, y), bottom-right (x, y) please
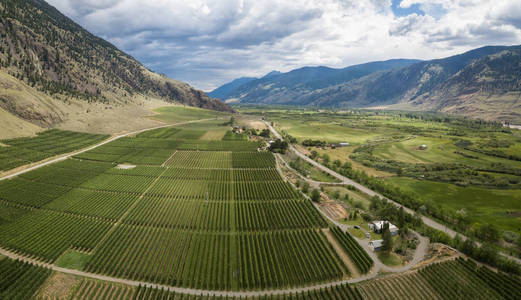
top-left (369, 221), bottom-right (399, 236)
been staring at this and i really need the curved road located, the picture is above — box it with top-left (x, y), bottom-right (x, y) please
top-left (266, 121), bottom-right (521, 265)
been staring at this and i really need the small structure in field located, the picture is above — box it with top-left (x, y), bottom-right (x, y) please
top-left (370, 239), bottom-right (384, 251)
top-left (419, 144), bottom-right (428, 150)
top-left (116, 164), bottom-right (136, 170)
top-left (339, 142), bottom-right (350, 147)
top-left (369, 221), bottom-right (398, 236)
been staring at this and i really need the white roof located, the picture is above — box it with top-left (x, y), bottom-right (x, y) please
top-left (372, 221), bottom-right (398, 231)
top-left (370, 240), bottom-right (384, 248)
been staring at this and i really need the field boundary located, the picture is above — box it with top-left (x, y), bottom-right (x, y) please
top-left (0, 118), bottom-right (219, 182)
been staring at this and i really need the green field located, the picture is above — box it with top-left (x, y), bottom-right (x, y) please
top-left (0, 120), bottom-right (374, 291)
top-left (2, 112), bottom-right (520, 298)
top-left (386, 177), bottom-right (521, 232)
top-left (241, 107), bottom-right (521, 242)
top-left (0, 129), bottom-right (108, 172)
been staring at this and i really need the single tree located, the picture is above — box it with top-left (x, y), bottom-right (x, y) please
top-left (382, 222), bottom-right (393, 252)
top-left (311, 189), bottom-right (321, 202)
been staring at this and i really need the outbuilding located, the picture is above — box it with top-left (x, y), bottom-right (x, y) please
top-left (419, 144), bottom-right (427, 150)
top-left (370, 239), bottom-right (384, 251)
top-left (339, 142), bottom-right (350, 147)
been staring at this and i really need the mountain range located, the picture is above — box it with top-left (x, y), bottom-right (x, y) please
top-left (0, 0), bottom-right (231, 134)
top-left (211, 46), bottom-right (521, 123)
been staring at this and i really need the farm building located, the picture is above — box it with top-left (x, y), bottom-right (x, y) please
top-left (369, 221), bottom-right (398, 235)
top-left (370, 239), bottom-right (384, 251)
top-left (329, 142), bottom-right (350, 148)
top-left (419, 144), bottom-right (427, 150)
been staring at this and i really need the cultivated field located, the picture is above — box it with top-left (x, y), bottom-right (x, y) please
top-left (0, 120), bottom-right (373, 292)
top-left (0, 129), bottom-right (108, 172)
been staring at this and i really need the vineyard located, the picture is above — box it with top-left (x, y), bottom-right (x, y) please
top-left (357, 258), bottom-right (521, 299)
top-left (0, 129), bottom-right (108, 172)
top-left (5, 123), bottom-right (512, 297)
top-left (0, 258), bottom-right (51, 300)
top-left (69, 278), bottom-right (362, 299)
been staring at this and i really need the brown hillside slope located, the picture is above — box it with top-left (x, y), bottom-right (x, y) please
top-left (0, 0), bottom-right (232, 128)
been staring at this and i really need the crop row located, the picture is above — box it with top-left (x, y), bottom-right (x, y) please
top-left (0, 129), bottom-right (107, 171)
top-left (235, 200), bottom-right (327, 230)
top-left (165, 151), bottom-right (275, 169)
top-left (357, 258), bottom-right (521, 300)
top-left (0, 177), bottom-right (72, 207)
top-left (146, 179), bottom-right (299, 201)
top-left (45, 189), bottom-right (140, 221)
top-left (236, 229), bottom-right (346, 289)
top-left (124, 198), bottom-right (232, 230)
top-left (136, 127), bottom-right (182, 138)
top-left (106, 167), bottom-right (282, 182)
top-left (85, 227), bottom-right (346, 290)
top-left (330, 227), bottom-right (373, 274)
top-left (165, 151), bottom-right (233, 169)
top-left (122, 197), bottom-right (325, 231)
top-left (76, 146), bottom-right (175, 165)
top-left (177, 140), bottom-right (261, 152)
top-left (419, 259), bottom-right (502, 299)
top-left (0, 210), bottom-right (112, 262)
top-left (71, 279), bottom-right (362, 300)
top-left (0, 259), bottom-right (51, 300)
top-left (80, 174), bottom-right (157, 194)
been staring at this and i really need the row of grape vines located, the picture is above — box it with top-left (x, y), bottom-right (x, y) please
top-left (165, 151), bottom-right (274, 169)
top-left (357, 258), bottom-right (521, 300)
top-left (69, 280), bottom-right (362, 299)
top-left (0, 129), bottom-right (108, 171)
top-left (0, 210), bottom-right (112, 262)
top-left (85, 227), bottom-right (348, 290)
top-left (330, 227), bottom-right (373, 274)
top-left (122, 198), bottom-right (326, 231)
top-left (0, 259), bottom-right (51, 300)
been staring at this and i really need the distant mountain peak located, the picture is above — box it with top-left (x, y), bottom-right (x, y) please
top-left (262, 71), bottom-right (282, 78)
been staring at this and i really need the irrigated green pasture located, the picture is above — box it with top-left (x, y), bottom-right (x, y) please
top-left (386, 177), bottom-right (521, 232)
top-left (242, 107), bottom-right (521, 236)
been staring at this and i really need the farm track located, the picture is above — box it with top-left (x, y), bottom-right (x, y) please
top-left (1, 117), bottom-right (514, 297)
top-left (265, 121), bottom-right (521, 265)
top-left (0, 117), bottom-right (431, 297)
top-left (275, 154), bottom-right (429, 277)
top-left (0, 118), bottom-right (220, 182)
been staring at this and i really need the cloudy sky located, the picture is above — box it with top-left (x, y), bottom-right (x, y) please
top-left (47, 0), bottom-right (521, 91)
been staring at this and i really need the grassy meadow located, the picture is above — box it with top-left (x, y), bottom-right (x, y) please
top-left (239, 106), bottom-right (521, 242)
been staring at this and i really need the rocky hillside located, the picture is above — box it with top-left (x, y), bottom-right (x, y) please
top-left (0, 0), bottom-right (231, 127)
top-left (210, 59), bottom-right (420, 104)
top-left (216, 45), bottom-right (521, 123)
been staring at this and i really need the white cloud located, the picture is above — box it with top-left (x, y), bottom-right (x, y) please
top-left (46, 0), bottom-right (521, 90)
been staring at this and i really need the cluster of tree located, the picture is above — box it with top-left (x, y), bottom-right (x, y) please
top-left (310, 150), bottom-right (514, 246)
top-left (351, 143), bottom-right (521, 187)
top-left (268, 139), bottom-right (288, 153)
top-left (259, 129), bottom-right (271, 138)
top-left (368, 196), bottom-right (520, 274)
top-left (302, 139), bottom-right (327, 147)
